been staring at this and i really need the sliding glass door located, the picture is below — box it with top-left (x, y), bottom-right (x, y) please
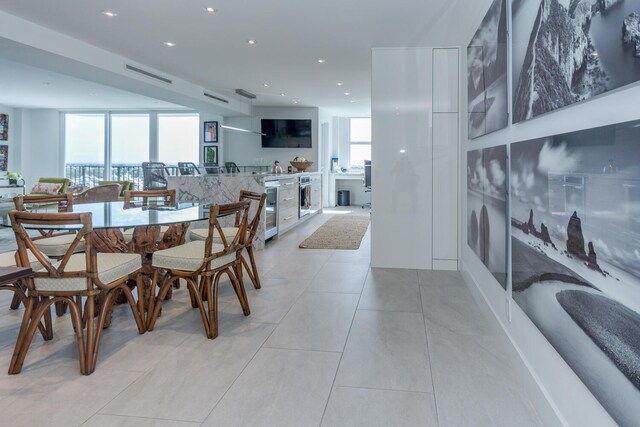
top-left (64, 113), bottom-right (106, 187)
top-left (111, 114), bottom-right (150, 187)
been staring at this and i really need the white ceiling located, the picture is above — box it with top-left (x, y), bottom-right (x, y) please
top-left (0, 0), bottom-right (490, 116)
top-left (0, 58), bottom-right (186, 110)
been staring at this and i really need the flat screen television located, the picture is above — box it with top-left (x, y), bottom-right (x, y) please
top-left (261, 119), bottom-right (312, 148)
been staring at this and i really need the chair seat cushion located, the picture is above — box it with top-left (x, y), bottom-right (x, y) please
top-left (34, 234), bottom-right (86, 257)
top-left (189, 227), bottom-right (239, 243)
top-left (35, 252), bottom-right (141, 292)
top-left (123, 226), bottom-right (169, 242)
top-left (152, 241), bottom-right (236, 272)
top-left (0, 250), bottom-right (44, 271)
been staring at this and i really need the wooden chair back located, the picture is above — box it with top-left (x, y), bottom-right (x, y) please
top-left (14, 193), bottom-right (74, 213)
top-left (9, 210), bottom-right (96, 293)
top-left (123, 189), bottom-right (176, 208)
top-left (74, 184), bottom-right (120, 204)
top-left (204, 201), bottom-right (251, 261)
top-left (236, 190), bottom-right (267, 244)
top-left (13, 194), bottom-right (75, 240)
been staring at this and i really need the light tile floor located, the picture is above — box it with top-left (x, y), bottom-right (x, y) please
top-left (0, 208), bottom-right (543, 426)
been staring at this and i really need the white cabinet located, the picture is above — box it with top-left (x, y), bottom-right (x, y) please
top-left (432, 113), bottom-right (459, 261)
top-left (310, 174), bottom-right (322, 213)
top-left (433, 48), bottom-right (459, 113)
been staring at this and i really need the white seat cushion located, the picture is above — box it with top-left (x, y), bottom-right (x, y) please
top-left (123, 226), bottom-right (169, 242)
top-left (0, 250), bottom-right (44, 271)
top-left (152, 241), bottom-right (236, 272)
top-left (189, 227), bottom-right (239, 243)
top-left (35, 252), bottom-right (141, 292)
top-left (34, 233), bottom-right (85, 257)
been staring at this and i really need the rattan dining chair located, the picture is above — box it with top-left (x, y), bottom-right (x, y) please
top-left (8, 210), bottom-right (146, 375)
top-left (190, 190), bottom-right (267, 289)
top-left (0, 250), bottom-right (51, 340)
top-left (122, 189), bottom-right (176, 243)
top-left (13, 194), bottom-right (86, 258)
top-left (147, 201), bottom-right (251, 339)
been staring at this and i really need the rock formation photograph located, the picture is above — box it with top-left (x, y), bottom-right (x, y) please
top-left (510, 119), bottom-right (640, 426)
top-left (467, 0), bottom-right (508, 138)
top-left (512, 0), bottom-right (640, 123)
top-left (467, 145), bottom-right (508, 288)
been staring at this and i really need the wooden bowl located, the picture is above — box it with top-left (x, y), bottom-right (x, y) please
top-left (290, 161), bottom-right (314, 172)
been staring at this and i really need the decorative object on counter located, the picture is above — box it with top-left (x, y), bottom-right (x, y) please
top-left (203, 146), bottom-right (218, 166)
top-left (0, 145), bottom-right (7, 171)
top-left (272, 160), bottom-right (283, 175)
top-left (287, 165), bottom-right (293, 173)
top-left (299, 215), bottom-right (369, 250)
top-left (6, 171), bottom-right (21, 185)
top-left (331, 157), bottom-right (339, 172)
top-left (290, 156), bottom-right (314, 172)
top-left (0, 114), bottom-right (7, 141)
top-left (203, 121), bottom-right (218, 143)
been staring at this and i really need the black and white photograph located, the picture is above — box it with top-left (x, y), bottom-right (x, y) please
top-left (467, 0), bottom-right (508, 139)
top-left (512, 0), bottom-right (640, 124)
top-left (510, 120), bottom-right (640, 426)
top-left (467, 145), bottom-right (508, 288)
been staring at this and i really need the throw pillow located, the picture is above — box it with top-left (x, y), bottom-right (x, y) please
top-left (30, 182), bottom-right (63, 195)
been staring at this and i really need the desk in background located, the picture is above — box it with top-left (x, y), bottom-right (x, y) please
top-left (329, 173), bottom-right (367, 206)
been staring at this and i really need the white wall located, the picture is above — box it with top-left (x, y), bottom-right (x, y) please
top-left (19, 109), bottom-right (62, 188)
top-left (224, 106), bottom-right (320, 171)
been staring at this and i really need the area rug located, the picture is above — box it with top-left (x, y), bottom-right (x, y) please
top-left (299, 216), bottom-right (370, 250)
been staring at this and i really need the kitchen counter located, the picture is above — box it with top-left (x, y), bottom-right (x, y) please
top-left (168, 171), bottom-right (322, 249)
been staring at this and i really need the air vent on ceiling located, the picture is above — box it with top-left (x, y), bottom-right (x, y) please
top-left (203, 92), bottom-right (229, 104)
top-left (125, 64), bottom-right (173, 84)
top-left (235, 89), bottom-right (257, 99)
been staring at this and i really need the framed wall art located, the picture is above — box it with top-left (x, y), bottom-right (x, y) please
top-left (204, 121), bottom-right (218, 143)
top-left (203, 145), bottom-right (218, 165)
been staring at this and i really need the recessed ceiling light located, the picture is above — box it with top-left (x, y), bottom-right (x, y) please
top-left (102, 11), bottom-right (117, 17)
top-left (350, 100), bottom-right (356, 103)
top-left (205, 7), bottom-right (217, 13)
top-left (317, 59), bottom-right (325, 63)
top-left (163, 41), bottom-right (176, 47)
top-left (294, 101), bottom-right (298, 104)
top-left (263, 83), bottom-right (269, 87)
top-left (400, 149), bottom-right (406, 154)
top-left (280, 93), bottom-right (286, 97)
top-left (336, 82), bottom-right (344, 86)
top-left (247, 39), bottom-right (257, 45)
top-left (344, 92), bottom-right (350, 96)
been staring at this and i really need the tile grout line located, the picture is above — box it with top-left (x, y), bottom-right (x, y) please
top-left (81, 412), bottom-right (201, 426)
top-left (318, 264), bottom-right (369, 427)
top-left (419, 278), bottom-right (442, 427)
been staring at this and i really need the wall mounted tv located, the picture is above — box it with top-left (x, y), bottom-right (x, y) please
top-left (261, 119), bottom-right (312, 148)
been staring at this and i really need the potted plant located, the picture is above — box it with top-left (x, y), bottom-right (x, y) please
top-left (6, 172), bottom-right (22, 185)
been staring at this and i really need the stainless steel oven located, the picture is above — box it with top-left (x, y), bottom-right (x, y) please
top-left (265, 180), bottom-right (279, 239)
top-left (299, 175), bottom-right (311, 218)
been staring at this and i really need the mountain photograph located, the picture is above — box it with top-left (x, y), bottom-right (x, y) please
top-left (512, 0), bottom-right (640, 123)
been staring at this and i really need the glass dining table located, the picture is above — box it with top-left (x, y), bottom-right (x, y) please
top-left (1, 200), bottom-right (212, 327)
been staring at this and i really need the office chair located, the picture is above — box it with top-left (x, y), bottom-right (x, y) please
top-left (362, 160), bottom-right (371, 209)
top-left (142, 162), bottom-right (169, 190)
top-left (178, 162), bottom-right (201, 176)
top-left (224, 162), bottom-right (241, 173)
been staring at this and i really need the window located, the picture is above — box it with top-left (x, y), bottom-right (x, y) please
top-left (158, 113), bottom-right (199, 163)
top-left (64, 114), bottom-right (106, 186)
top-left (349, 117), bottom-right (371, 168)
top-left (64, 112), bottom-right (199, 189)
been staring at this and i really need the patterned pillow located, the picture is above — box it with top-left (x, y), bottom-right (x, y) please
top-left (30, 182), bottom-right (63, 195)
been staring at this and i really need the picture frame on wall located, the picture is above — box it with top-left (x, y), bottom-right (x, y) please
top-left (203, 145), bottom-right (218, 165)
top-left (204, 121), bottom-right (218, 143)
top-left (0, 114), bottom-right (8, 141)
top-left (0, 145), bottom-right (7, 171)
